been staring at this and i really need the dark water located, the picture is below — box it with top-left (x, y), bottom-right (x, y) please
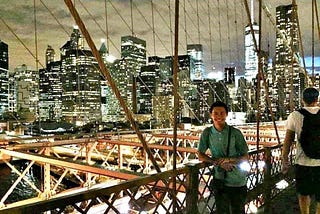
top-left (0, 161), bottom-right (41, 203)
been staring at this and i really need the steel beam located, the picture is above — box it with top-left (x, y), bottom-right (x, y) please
top-left (0, 149), bottom-right (138, 180)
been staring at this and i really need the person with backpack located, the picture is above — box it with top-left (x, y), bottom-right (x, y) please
top-left (282, 87), bottom-right (320, 214)
top-left (197, 101), bottom-right (249, 214)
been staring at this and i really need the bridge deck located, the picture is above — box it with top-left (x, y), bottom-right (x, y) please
top-left (263, 185), bottom-right (318, 214)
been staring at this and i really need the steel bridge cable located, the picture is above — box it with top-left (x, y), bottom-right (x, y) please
top-left (315, 0), bottom-right (320, 41)
top-left (207, 0), bottom-right (213, 63)
top-left (233, 0), bottom-right (240, 68)
top-left (130, 0), bottom-right (134, 36)
top-left (183, 0), bottom-right (188, 48)
top-left (312, 0), bottom-right (315, 82)
top-left (196, 0), bottom-right (200, 43)
top-left (256, 0), bottom-right (262, 152)
top-left (293, 1), bottom-right (307, 83)
top-left (168, 0), bottom-right (174, 55)
top-left (217, 0), bottom-right (223, 67)
top-left (226, 0), bottom-right (231, 64)
top-left (151, 0), bottom-right (156, 56)
top-left (104, 0), bottom-right (110, 53)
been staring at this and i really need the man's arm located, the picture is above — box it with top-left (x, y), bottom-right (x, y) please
top-left (282, 129), bottom-right (295, 174)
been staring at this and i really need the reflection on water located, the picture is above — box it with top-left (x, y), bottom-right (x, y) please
top-left (0, 161), bottom-right (41, 203)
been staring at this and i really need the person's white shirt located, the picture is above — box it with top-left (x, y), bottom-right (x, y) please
top-left (286, 106), bottom-right (320, 166)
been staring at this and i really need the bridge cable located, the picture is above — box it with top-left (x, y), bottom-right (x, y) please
top-left (151, 0), bottom-right (156, 56)
top-left (104, 0), bottom-right (110, 52)
top-left (207, 0), bottom-right (213, 63)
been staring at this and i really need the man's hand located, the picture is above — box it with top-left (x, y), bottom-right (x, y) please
top-left (218, 158), bottom-right (236, 171)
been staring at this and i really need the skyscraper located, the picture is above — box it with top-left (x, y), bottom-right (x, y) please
top-left (244, 1), bottom-right (259, 82)
top-left (121, 35), bottom-right (147, 114)
top-left (274, 4), bottom-right (302, 119)
top-left (99, 40), bottom-right (121, 122)
top-left (187, 44), bottom-right (204, 81)
top-left (14, 64), bottom-right (39, 118)
top-left (0, 40), bottom-right (9, 114)
top-left (39, 45), bottom-right (62, 122)
top-left (60, 26), bottom-right (101, 126)
top-left (138, 64), bottom-right (159, 114)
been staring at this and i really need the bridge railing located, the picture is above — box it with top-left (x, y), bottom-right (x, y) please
top-left (0, 143), bottom-right (296, 214)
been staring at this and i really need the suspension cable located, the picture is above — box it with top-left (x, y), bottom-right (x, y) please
top-left (151, 0), bottom-right (156, 56)
top-left (104, 0), bottom-right (110, 52)
top-left (217, 0), bottom-right (223, 67)
top-left (207, 0), bottom-right (213, 63)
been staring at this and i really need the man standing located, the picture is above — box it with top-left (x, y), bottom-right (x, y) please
top-left (282, 87), bottom-right (320, 214)
top-left (198, 101), bottom-right (249, 214)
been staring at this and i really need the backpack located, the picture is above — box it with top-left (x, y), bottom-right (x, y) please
top-left (298, 108), bottom-right (320, 159)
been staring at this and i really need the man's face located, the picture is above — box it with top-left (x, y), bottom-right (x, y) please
top-left (210, 106), bottom-right (228, 126)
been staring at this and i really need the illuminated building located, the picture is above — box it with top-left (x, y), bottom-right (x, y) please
top-left (39, 45), bottom-right (62, 122)
top-left (274, 4), bottom-right (302, 119)
top-left (121, 35), bottom-right (147, 114)
top-left (244, 0), bottom-right (259, 83)
top-left (138, 64), bottom-right (159, 114)
top-left (99, 41), bottom-right (122, 122)
top-left (244, 23), bottom-right (259, 82)
top-left (13, 64), bottom-right (39, 116)
top-left (187, 44), bottom-right (204, 81)
top-left (60, 26), bottom-right (101, 126)
top-left (158, 55), bottom-right (194, 120)
top-left (0, 40), bottom-right (9, 114)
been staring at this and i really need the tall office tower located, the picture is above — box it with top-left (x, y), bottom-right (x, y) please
top-left (0, 40), bottom-right (9, 114)
top-left (187, 44), bottom-right (204, 81)
top-left (45, 45), bottom-right (55, 65)
top-left (244, 24), bottom-right (259, 82)
top-left (103, 58), bottom-right (130, 122)
top-left (224, 67), bottom-right (237, 112)
top-left (39, 46), bottom-right (62, 122)
top-left (138, 64), bottom-right (160, 114)
top-left (100, 41), bottom-right (110, 122)
top-left (13, 64), bottom-right (39, 119)
top-left (121, 35), bottom-right (147, 114)
top-left (244, 0), bottom-right (259, 82)
top-left (236, 77), bottom-right (250, 113)
top-left (274, 4), bottom-right (301, 119)
top-left (158, 55), bottom-right (194, 118)
top-left (99, 41), bottom-right (121, 122)
top-left (193, 80), bottom-right (210, 123)
top-left (60, 26), bottom-right (101, 126)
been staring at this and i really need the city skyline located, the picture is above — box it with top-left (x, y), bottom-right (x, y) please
top-left (0, 0), bottom-right (318, 76)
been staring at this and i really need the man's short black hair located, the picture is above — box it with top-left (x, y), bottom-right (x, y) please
top-left (303, 87), bottom-right (319, 105)
top-left (209, 101), bottom-right (229, 114)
